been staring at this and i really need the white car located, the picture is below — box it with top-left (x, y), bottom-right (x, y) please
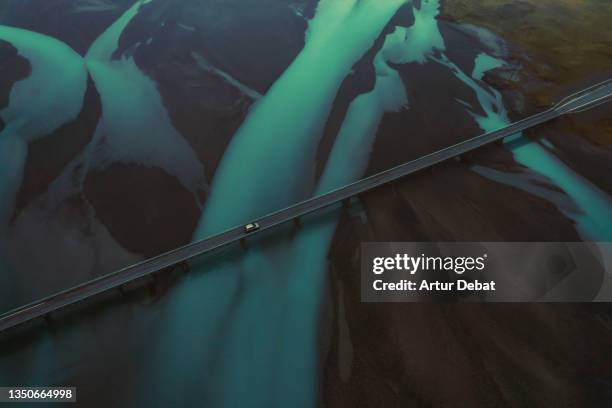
top-left (244, 223), bottom-right (260, 233)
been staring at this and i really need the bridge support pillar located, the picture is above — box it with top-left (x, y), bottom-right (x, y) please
top-left (293, 217), bottom-right (302, 229)
top-left (43, 314), bottom-right (53, 325)
top-left (176, 261), bottom-right (190, 274)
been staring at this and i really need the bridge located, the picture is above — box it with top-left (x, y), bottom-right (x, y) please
top-left (1, 78), bottom-right (611, 333)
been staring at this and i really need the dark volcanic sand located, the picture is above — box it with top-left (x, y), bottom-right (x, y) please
top-left (0, 39), bottom-right (30, 127)
top-left (320, 156), bottom-right (611, 407)
top-left (1, 2), bottom-right (611, 406)
top-left (15, 75), bottom-right (102, 217)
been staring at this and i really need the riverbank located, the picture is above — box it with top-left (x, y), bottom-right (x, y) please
top-left (442, 0), bottom-right (612, 145)
top-left (322, 154), bottom-right (612, 406)
top-left (322, 1), bottom-right (612, 405)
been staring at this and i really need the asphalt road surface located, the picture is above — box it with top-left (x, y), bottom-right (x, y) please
top-left (1, 78), bottom-right (611, 333)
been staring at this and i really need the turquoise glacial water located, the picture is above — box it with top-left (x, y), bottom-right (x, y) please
top-left (472, 53), bottom-right (505, 81)
top-left (148, 1), bottom-right (426, 406)
top-left (451, 52), bottom-right (612, 240)
top-left (382, 0), bottom-right (445, 64)
top-left (0, 25), bottom-right (87, 225)
top-left (505, 134), bottom-right (612, 240)
top-left (0, 24), bottom-right (89, 315)
top-left (0, 0), bottom-right (204, 214)
top-left (84, 0), bottom-right (205, 194)
top-left (196, 0), bottom-right (410, 236)
top-left (0, 26), bottom-right (87, 142)
top-left (1, 0), bottom-right (611, 406)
